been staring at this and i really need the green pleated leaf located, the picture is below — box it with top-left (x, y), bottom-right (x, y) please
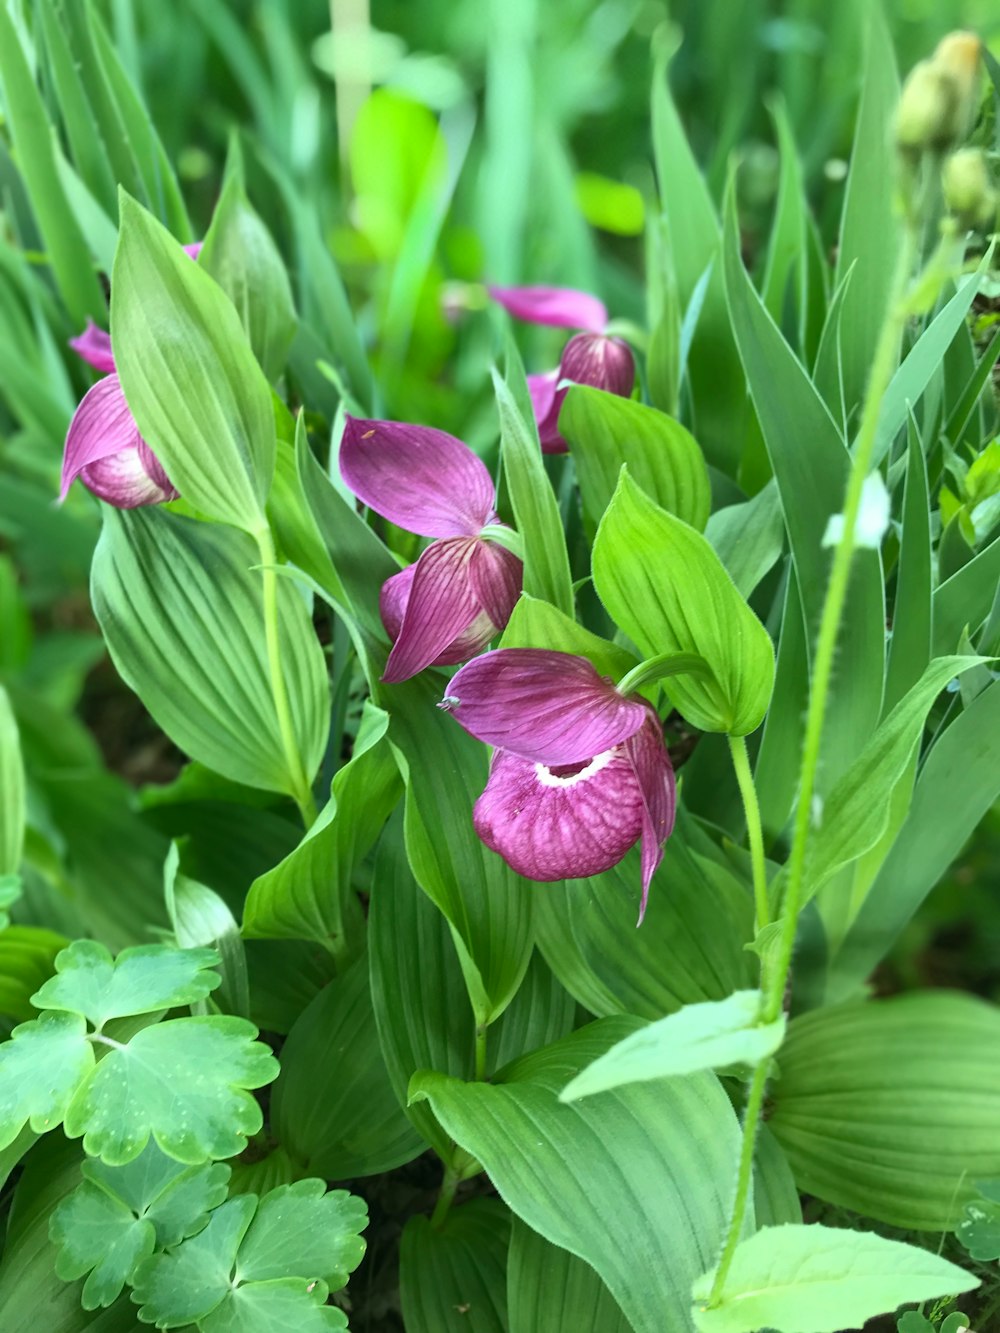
top-left (411, 1021), bottom-right (743, 1333)
top-left (494, 360), bottom-right (574, 617)
top-left (507, 1220), bottom-right (632, 1333)
top-left (400, 1199), bottom-right (510, 1333)
top-left (0, 926), bottom-right (68, 1024)
top-left (692, 1224), bottom-right (975, 1333)
top-left (112, 192), bottom-right (274, 533)
top-left (534, 838), bottom-right (754, 1019)
top-left (753, 1126), bottom-right (801, 1228)
top-left (770, 993), bottom-right (1000, 1229)
top-left (200, 161), bottom-right (298, 384)
top-left (593, 470), bottom-right (774, 734)
top-left (92, 507), bottom-right (329, 800)
top-left (561, 991), bottom-right (784, 1101)
top-left (32, 939), bottom-right (220, 1026)
top-left (386, 673), bottom-right (534, 1025)
top-left (501, 594), bottom-right (637, 682)
top-left (0, 5), bottom-right (107, 326)
top-left (271, 955), bottom-right (424, 1179)
top-left (560, 386), bottom-right (710, 535)
top-left (0, 685), bottom-right (25, 876)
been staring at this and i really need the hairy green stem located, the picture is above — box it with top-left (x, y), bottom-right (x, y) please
top-left (707, 225), bottom-right (919, 1307)
top-left (255, 528), bottom-right (318, 829)
top-left (727, 734), bottom-right (769, 937)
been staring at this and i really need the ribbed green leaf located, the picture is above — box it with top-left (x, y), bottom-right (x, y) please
top-left (508, 1221), bottom-right (632, 1333)
top-left (753, 1127), bottom-right (801, 1228)
top-left (92, 507), bottom-right (329, 799)
top-left (0, 686), bottom-right (24, 877)
top-left (692, 1223), bottom-right (975, 1333)
top-left (411, 1022), bottom-right (742, 1333)
top-left (593, 470), bottom-right (774, 735)
top-left (500, 594), bottom-right (637, 682)
top-left (112, 193), bottom-right (275, 533)
top-left (271, 955), bottom-right (424, 1179)
top-left (560, 386), bottom-right (710, 535)
top-left (770, 993), bottom-right (1000, 1229)
top-left (400, 1200), bottom-right (510, 1333)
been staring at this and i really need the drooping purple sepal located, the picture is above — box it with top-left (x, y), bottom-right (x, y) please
top-left (488, 285), bottom-right (608, 333)
top-left (69, 321), bottom-right (116, 374)
top-left (442, 649), bottom-right (648, 765)
top-left (60, 374), bottom-right (179, 508)
top-left (527, 371), bottom-right (567, 454)
top-left (625, 712), bottom-right (677, 922)
top-left (341, 416), bottom-right (497, 538)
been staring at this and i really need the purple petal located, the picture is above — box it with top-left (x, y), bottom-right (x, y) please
top-left (468, 539), bottom-right (522, 631)
top-left (341, 416), bottom-right (497, 539)
top-left (442, 649), bottom-right (647, 765)
top-left (472, 743), bottom-right (647, 882)
top-left (69, 321), bottom-right (116, 374)
top-left (488, 285), bottom-right (608, 333)
top-left (60, 375), bottom-right (178, 507)
top-left (183, 242), bottom-right (203, 260)
top-left (559, 333), bottom-right (635, 399)
top-left (625, 713), bottom-right (677, 923)
top-left (528, 371), bottom-right (568, 454)
top-left (380, 560), bottom-right (498, 670)
top-left (383, 538), bottom-right (483, 683)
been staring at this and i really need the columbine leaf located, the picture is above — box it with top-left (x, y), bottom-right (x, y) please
top-left (49, 1180), bottom-right (155, 1309)
top-left (957, 1184), bottom-right (1000, 1261)
top-left (691, 1224), bottom-right (977, 1333)
top-left (84, 1139), bottom-right (231, 1247)
top-left (131, 1193), bottom-right (256, 1327)
top-left (201, 1278), bottom-right (346, 1332)
top-left (0, 1010), bottom-right (94, 1149)
top-left (32, 940), bottom-right (221, 1026)
top-left (234, 1179), bottom-right (368, 1288)
top-left (63, 1016), bottom-right (278, 1164)
top-left (560, 991), bottom-right (785, 1101)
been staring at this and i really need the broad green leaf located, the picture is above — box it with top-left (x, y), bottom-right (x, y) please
top-left (832, 680), bottom-right (1000, 994)
top-left (201, 1280), bottom-right (346, 1332)
top-left (885, 424), bottom-right (932, 710)
top-left (0, 5), bottom-right (107, 325)
top-left (534, 838), bottom-right (754, 1019)
top-left (692, 1223), bottom-right (975, 1333)
top-left (243, 705), bottom-right (401, 947)
top-left (933, 533), bottom-right (1000, 656)
top-left (0, 874), bottom-right (21, 933)
top-left (49, 1180), bottom-right (152, 1310)
top-left (0, 1011), bottom-right (94, 1149)
top-left (789, 656), bottom-right (986, 910)
top-left (560, 991), bottom-right (785, 1101)
top-left (704, 482), bottom-right (785, 600)
top-left (494, 366), bottom-right (574, 617)
top-left (400, 1199), bottom-right (510, 1333)
top-left (234, 1179), bottom-right (367, 1287)
top-left (501, 594), bottom-right (637, 681)
top-left (0, 925), bottom-right (68, 1023)
top-left (411, 1021), bottom-right (743, 1333)
top-left (92, 507), bottom-right (329, 799)
top-left (387, 673), bottom-right (534, 1025)
top-left (84, 1140), bottom-right (231, 1248)
top-left (0, 685), bottom-right (24, 875)
top-left (112, 193), bottom-right (274, 533)
top-left (769, 993), bottom-right (1000, 1229)
top-left (487, 948), bottom-right (577, 1076)
top-left (560, 386), bottom-right (710, 535)
top-left (593, 470), bottom-right (774, 734)
top-left (64, 1016), bottom-right (278, 1165)
top-left (271, 956), bottom-right (424, 1178)
top-left (32, 940), bottom-right (220, 1026)
top-left (200, 163), bottom-right (297, 384)
top-left (507, 1220), bottom-right (631, 1333)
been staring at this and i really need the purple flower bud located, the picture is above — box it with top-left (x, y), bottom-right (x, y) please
top-left (59, 375), bottom-right (178, 508)
top-left (531, 333), bottom-right (636, 454)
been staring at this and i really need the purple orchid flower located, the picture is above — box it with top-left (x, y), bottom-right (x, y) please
top-left (59, 242), bottom-right (201, 509)
top-left (489, 285), bottom-right (636, 453)
top-left (441, 648), bottom-right (676, 920)
top-left (340, 416), bottom-right (523, 684)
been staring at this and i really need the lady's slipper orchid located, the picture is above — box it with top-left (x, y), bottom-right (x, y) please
top-left (488, 284), bottom-right (635, 453)
top-left (59, 243), bottom-right (200, 509)
top-left (340, 416), bottom-right (523, 683)
top-left (441, 648), bottom-right (676, 918)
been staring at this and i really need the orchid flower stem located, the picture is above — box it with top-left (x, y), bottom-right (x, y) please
top-left (255, 528), bottom-right (318, 831)
top-left (431, 1162), bottom-right (460, 1229)
top-left (726, 734), bottom-right (769, 937)
top-left (707, 221), bottom-right (921, 1309)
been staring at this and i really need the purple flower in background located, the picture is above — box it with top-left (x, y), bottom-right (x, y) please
top-left (489, 285), bottom-right (636, 453)
top-left (59, 243), bottom-right (201, 508)
top-left (340, 416), bottom-right (523, 683)
top-left (441, 649), bottom-right (676, 919)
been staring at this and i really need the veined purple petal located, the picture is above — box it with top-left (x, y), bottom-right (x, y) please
top-left (341, 416), bottom-right (497, 538)
top-left (468, 539), bottom-right (522, 630)
top-left (60, 374), bottom-right (178, 508)
top-left (472, 743), bottom-right (647, 882)
top-left (183, 241), bottom-right (203, 260)
top-left (559, 332), bottom-right (635, 399)
top-left (383, 538), bottom-right (484, 683)
top-left (625, 713), bottom-right (677, 923)
top-left (488, 285), bottom-right (608, 333)
top-left (442, 649), bottom-right (647, 765)
top-left (528, 371), bottom-right (568, 454)
top-left (69, 321), bottom-right (116, 374)
top-left (381, 562), bottom-right (498, 670)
